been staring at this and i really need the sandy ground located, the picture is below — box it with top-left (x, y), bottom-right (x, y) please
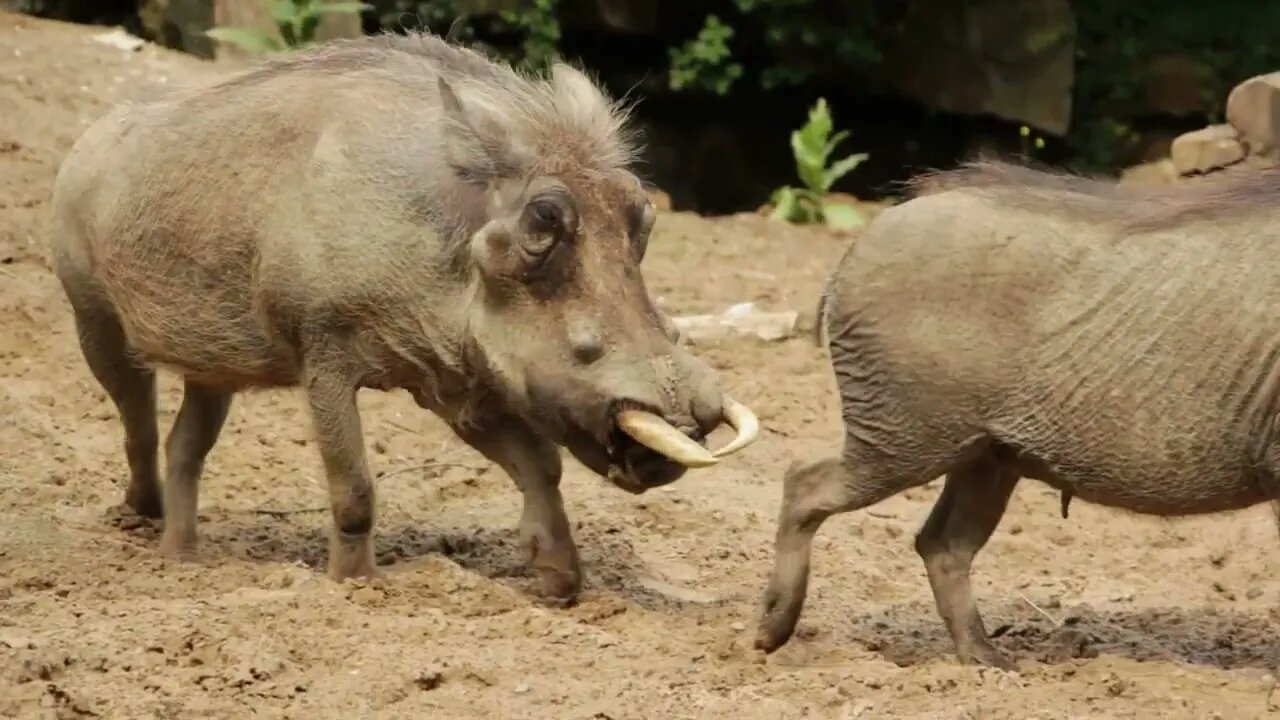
top-left (3, 13), bottom-right (1280, 720)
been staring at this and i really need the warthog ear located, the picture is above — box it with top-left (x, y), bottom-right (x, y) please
top-left (549, 63), bottom-right (613, 125)
top-left (438, 75), bottom-right (528, 181)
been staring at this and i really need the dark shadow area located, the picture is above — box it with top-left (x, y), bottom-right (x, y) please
top-left (118, 508), bottom-right (727, 613)
top-left (792, 599), bottom-right (1280, 671)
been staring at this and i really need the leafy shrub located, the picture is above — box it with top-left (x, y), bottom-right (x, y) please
top-left (668, 15), bottom-right (743, 95)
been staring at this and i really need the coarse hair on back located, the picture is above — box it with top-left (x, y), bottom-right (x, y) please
top-left (903, 158), bottom-right (1280, 235)
top-left (187, 30), bottom-right (642, 180)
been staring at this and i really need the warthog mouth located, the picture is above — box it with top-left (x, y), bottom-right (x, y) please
top-left (601, 401), bottom-right (702, 494)
top-left (596, 398), bottom-right (759, 495)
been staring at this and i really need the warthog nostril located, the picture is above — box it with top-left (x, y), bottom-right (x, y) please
top-left (568, 317), bottom-right (604, 365)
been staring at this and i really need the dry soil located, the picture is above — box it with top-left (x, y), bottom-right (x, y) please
top-left (2, 13), bottom-right (1280, 720)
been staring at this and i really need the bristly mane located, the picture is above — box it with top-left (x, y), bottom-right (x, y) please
top-left (903, 159), bottom-right (1280, 234)
top-left (189, 30), bottom-right (641, 177)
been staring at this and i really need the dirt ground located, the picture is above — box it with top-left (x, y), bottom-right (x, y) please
top-left (3, 13), bottom-right (1280, 720)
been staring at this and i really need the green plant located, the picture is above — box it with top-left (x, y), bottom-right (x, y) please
top-left (770, 98), bottom-right (868, 230)
top-left (499, 0), bottom-right (562, 71)
top-left (207, 0), bottom-right (372, 54)
top-left (729, 0), bottom-right (884, 91)
top-left (668, 15), bottom-right (743, 95)
top-left (1019, 124), bottom-right (1047, 160)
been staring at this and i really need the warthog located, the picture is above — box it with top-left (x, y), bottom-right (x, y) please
top-left (755, 160), bottom-right (1280, 668)
top-left (49, 32), bottom-right (758, 599)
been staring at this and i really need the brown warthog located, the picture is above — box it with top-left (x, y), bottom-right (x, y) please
top-left (754, 160), bottom-right (1280, 668)
top-left (49, 32), bottom-right (758, 599)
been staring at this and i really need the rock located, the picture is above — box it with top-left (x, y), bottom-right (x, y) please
top-left (91, 28), bottom-right (146, 52)
top-left (1170, 124), bottom-right (1245, 175)
top-left (672, 302), bottom-right (798, 344)
top-left (1226, 71), bottom-right (1280, 153)
top-left (883, 0), bottom-right (1076, 135)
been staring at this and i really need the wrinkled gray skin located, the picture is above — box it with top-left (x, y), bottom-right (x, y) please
top-left (49, 33), bottom-right (749, 600)
top-left (755, 160), bottom-right (1280, 668)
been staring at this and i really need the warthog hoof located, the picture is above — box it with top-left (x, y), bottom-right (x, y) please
top-left (754, 590), bottom-right (801, 653)
top-left (124, 486), bottom-right (164, 520)
top-left (958, 641), bottom-right (1015, 671)
top-left (157, 531), bottom-right (198, 562)
top-left (104, 502), bottom-right (160, 533)
top-left (328, 532), bottom-right (383, 582)
top-left (534, 567), bottom-right (582, 604)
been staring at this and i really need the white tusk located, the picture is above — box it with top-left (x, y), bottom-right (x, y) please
top-left (616, 409), bottom-right (719, 468)
top-left (711, 396), bottom-right (759, 458)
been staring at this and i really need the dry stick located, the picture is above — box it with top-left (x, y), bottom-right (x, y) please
top-left (1017, 591), bottom-right (1062, 627)
top-left (247, 460), bottom-right (486, 518)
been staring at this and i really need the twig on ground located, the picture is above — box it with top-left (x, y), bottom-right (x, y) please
top-left (382, 418), bottom-right (419, 436)
top-left (1018, 591), bottom-right (1062, 627)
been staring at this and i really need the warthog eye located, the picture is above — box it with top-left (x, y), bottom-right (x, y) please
top-left (528, 199), bottom-right (563, 234)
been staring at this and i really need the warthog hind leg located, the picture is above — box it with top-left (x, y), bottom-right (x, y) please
top-left (157, 381), bottom-right (232, 559)
top-left (755, 448), bottom-right (935, 653)
top-left (913, 451), bottom-right (1019, 669)
top-left (67, 292), bottom-right (162, 520)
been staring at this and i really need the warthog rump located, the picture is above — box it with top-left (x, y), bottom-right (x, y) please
top-left (49, 31), bottom-right (758, 599)
top-left (755, 160), bottom-right (1280, 668)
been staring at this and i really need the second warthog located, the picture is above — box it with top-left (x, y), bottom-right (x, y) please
top-left (755, 160), bottom-right (1280, 668)
top-left (49, 33), bottom-right (758, 599)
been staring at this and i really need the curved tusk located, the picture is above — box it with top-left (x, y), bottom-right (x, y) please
top-left (711, 395), bottom-right (760, 458)
top-left (616, 409), bottom-right (719, 468)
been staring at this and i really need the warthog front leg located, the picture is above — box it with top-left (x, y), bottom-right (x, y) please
top-left (913, 453), bottom-right (1018, 669)
top-left (756, 450), bottom-right (932, 653)
top-left (304, 364), bottom-right (380, 582)
top-left (451, 417), bottom-right (581, 602)
top-left (157, 381), bottom-right (232, 559)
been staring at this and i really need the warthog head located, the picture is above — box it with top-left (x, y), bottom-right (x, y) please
top-left (439, 63), bottom-right (757, 493)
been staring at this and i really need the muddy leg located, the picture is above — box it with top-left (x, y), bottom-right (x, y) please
top-left (69, 301), bottom-right (161, 519)
top-left (304, 367), bottom-right (379, 582)
top-left (755, 452), bottom-right (931, 652)
top-left (451, 416), bottom-right (580, 602)
top-left (157, 381), bottom-right (232, 559)
top-left (913, 453), bottom-right (1019, 669)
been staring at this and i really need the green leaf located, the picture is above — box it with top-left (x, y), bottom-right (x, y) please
top-left (821, 202), bottom-right (865, 230)
top-left (795, 189), bottom-right (824, 223)
top-left (205, 26), bottom-right (283, 54)
top-left (823, 129), bottom-right (849, 159)
top-left (770, 186), bottom-right (798, 222)
top-left (822, 152), bottom-right (868, 189)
